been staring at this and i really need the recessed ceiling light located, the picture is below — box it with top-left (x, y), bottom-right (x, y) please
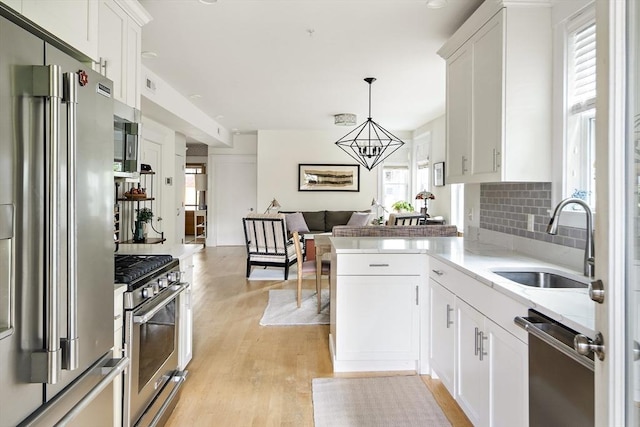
top-left (426, 0), bottom-right (447, 8)
top-left (141, 51), bottom-right (158, 59)
top-left (215, 115), bottom-right (224, 120)
top-left (198, 0), bottom-right (217, 4)
top-left (189, 94), bottom-right (202, 99)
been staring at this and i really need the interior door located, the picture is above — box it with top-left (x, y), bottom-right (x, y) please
top-left (595, 1), bottom-right (636, 425)
top-left (213, 154), bottom-right (256, 246)
top-left (626, 1), bottom-right (640, 425)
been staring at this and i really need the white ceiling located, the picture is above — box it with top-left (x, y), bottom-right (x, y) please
top-left (138, 0), bottom-right (483, 140)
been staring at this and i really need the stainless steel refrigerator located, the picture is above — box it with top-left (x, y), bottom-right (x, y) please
top-left (0, 7), bottom-right (128, 427)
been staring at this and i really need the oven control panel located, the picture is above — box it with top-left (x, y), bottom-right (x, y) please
top-left (124, 264), bottom-right (182, 310)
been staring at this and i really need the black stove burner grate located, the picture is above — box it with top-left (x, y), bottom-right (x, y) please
top-left (114, 254), bottom-right (174, 284)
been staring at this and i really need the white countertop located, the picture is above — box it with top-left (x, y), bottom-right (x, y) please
top-left (331, 236), bottom-right (595, 337)
top-left (117, 243), bottom-right (202, 259)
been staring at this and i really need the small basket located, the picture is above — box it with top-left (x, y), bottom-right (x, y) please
top-left (124, 192), bottom-right (147, 200)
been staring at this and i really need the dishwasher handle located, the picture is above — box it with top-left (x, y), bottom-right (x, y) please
top-left (514, 316), bottom-right (594, 371)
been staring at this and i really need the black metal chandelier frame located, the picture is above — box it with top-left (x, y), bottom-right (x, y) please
top-left (335, 77), bottom-right (405, 171)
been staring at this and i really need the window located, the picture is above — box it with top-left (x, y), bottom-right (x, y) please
top-left (564, 16), bottom-right (596, 209)
top-left (416, 160), bottom-right (430, 193)
top-left (382, 166), bottom-right (410, 212)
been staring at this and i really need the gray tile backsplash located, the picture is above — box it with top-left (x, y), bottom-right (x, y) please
top-left (479, 182), bottom-right (587, 249)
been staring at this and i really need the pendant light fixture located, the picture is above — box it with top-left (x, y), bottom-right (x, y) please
top-left (335, 77), bottom-right (405, 171)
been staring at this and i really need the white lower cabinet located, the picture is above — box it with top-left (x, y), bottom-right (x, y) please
top-left (331, 252), bottom-right (423, 372)
top-left (429, 257), bottom-right (528, 427)
top-left (456, 298), bottom-right (489, 425)
top-left (486, 316), bottom-right (528, 427)
top-left (429, 279), bottom-right (456, 396)
top-left (336, 276), bottom-right (419, 361)
top-left (178, 254), bottom-right (194, 370)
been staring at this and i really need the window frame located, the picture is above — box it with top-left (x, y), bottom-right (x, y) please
top-left (551, 4), bottom-right (597, 227)
top-left (564, 16), bottom-right (596, 210)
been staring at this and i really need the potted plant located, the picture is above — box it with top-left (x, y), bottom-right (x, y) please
top-left (133, 207), bottom-right (153, 242)
top-left (391, 201), bottom-right (414, 213)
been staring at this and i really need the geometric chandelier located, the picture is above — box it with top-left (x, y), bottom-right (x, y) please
top-left (335, 77), bottom-right (405, 171)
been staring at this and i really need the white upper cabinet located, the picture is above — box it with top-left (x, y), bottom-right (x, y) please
top-left (439, 1), bottom-right (552, 184)
top-left (6, 0), bottom-right (150, 109)
top-left (19, 0), bottom-right (99, 59)
top-left (445, 46), bottom-right (472, 180)
top-left (98, 0), bottom-right (150, 109)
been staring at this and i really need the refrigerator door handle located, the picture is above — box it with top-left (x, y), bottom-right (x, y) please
top-left (18, 356), bottom-right (130, 427)
top-left (61, 71), bottom-right (79, 371)
top-left (57, 357), bottom-right (130, 425)
top-left (30, 65), bottom-right (63, 384)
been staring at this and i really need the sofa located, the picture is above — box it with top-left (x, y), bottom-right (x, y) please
top-left (280, 210), bottom-right (366, 234)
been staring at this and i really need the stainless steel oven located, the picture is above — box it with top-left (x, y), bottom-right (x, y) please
top-left (116, 255), bottom-right (187, 427)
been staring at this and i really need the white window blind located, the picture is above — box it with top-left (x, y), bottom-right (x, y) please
top-left (570, 22), bottom-right (596, 113)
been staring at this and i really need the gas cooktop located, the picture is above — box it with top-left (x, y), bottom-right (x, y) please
top-left (114, 254), bottom-right (176, 285)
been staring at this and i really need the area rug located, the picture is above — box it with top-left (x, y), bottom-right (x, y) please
top-left (259, 289), bottom-right (329, 326)
top-left (312, 376), bottom-right (451, 427)
top-left (248, 265), bottom-right (297, 281)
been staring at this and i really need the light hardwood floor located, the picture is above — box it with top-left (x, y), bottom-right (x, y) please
top-left (165, 246), bottom-right (472, 426)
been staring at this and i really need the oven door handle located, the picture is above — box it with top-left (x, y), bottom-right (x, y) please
top-left (133, 284), bottom-right (186, 325)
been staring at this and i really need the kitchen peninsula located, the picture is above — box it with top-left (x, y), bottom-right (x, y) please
top-left (329, 235), bottom-right (595, 427)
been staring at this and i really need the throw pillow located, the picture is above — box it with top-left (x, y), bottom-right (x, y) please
top-left (347, 212), bottom-right (372, 226)
top-left (285, 212), bottom-right (310, 233)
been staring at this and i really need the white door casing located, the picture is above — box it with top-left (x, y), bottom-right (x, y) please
top-left (175, 154), bottom-right (185, 244)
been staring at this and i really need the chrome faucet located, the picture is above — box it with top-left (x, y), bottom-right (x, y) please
top-left (546, 198), bottom-right (594, 277)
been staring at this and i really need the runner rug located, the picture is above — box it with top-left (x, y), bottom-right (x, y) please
top-left (312, 376), bottom-right (451, 427)
top-left (259, 289), bottom-right (329, 326)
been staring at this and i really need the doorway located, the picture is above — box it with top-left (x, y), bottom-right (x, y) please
top-left (184, 163), bottom-right (207, 244)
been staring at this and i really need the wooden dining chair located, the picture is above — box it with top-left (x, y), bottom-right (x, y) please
top-left (292, 231), bottom-right (330, 309)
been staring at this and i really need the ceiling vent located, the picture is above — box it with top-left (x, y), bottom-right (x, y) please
top-left (145, 77), bottom-right (156, 93)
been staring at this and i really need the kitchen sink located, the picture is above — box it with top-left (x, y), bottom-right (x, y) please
top-left (492, 270), bottom-right (588, 289)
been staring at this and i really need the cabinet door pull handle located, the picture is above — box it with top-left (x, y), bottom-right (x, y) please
top-left (369, 263), bottom-right (389, 267)
top-left (415, 286), bottom-right (419, 306)
top-left (462, 156), bottom-right (468, 174)
top-left (446, 304), bottom-right (453, 328)
top-left (474, 327), bottom-right (479, 356)
top-left (431, 269), bottom-right (444, 276)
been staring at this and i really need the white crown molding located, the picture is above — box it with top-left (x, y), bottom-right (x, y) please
top-left (114, 0), bottom-right (153, 27)
top-left (437, 0), bottom-right (551, 60)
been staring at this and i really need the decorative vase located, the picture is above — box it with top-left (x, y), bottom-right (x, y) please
top-left (133, 220), bottom-right (145, 242)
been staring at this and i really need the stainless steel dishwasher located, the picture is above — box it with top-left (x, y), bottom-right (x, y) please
top-left (515, 310), bottom-right (594, 427)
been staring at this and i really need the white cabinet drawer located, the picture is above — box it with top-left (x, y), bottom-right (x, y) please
top-left (429, 257), bottom-right (468, 289)
top-left (336, 254), bottom-right (422, 276)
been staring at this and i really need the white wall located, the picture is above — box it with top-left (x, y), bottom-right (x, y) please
top-left (141, 65), bottom-right (232, 147)
top-left (256, 130), bottom-right (381, 213)
top-left (413, 114), bottom-right (450, 220)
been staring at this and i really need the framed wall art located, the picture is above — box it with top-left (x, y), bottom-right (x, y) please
top-left (434, 162), bottom-right (445, 187)
top-left (298, 164), bottom-right (360, 192)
